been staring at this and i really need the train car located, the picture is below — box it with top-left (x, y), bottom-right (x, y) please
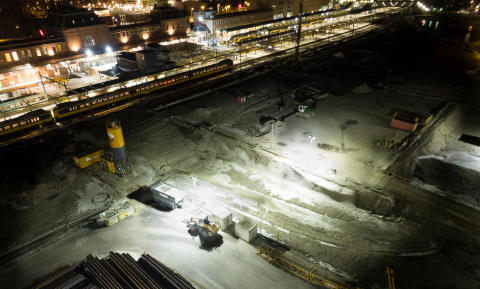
top-left (238, 29), bottom-right (296, 45)
top-left (0, 109), bottom-right (53, 137)
top-left (52, 59), bottom-right (234, 120)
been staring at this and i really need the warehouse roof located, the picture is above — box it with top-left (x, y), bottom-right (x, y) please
top-left (237, 217), bottom-right (258, 231)
top-left (212, 207), bottom-right (232, 219)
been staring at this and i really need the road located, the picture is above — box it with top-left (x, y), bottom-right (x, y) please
top-left (0, 203), bottom-right (314, 289)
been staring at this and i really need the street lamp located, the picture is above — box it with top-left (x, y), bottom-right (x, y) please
top-left (191, 176), bottom-right (198, 206)
top-left (385, 70), bottom-right (392, 90)
top-left (217, 3), bottom-right (220, 12)
top-left (308, 134), bottom-right (316, 162)
top-left (270, 121), bottom-right (276, 149)
top-left (106, 46), bottom-right (112, 53)
top-left (201, 5), bottom-right (204, 11)
top-left (191, 7), bottom-right (193, 16)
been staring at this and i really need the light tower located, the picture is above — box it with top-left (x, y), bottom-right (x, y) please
top-left (100, 119), bottom-right (132, 178)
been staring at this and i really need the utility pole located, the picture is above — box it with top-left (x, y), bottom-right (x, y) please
top-left (292, 0), bottom-right (303, 66)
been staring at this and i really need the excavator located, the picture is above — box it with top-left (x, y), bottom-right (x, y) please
top-left (186, 216), bottom-right (219, 238)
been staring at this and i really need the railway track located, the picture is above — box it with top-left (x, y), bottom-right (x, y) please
top-left (0, 208), bottom-right (105, 269)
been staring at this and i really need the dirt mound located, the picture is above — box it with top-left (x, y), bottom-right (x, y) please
top-left (352, 83), bottom-right (373, 94)
top-left (414, 157), bottom-right (480, 202)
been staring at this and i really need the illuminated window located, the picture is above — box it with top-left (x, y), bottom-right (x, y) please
top-left (57, 45), bottom-right (62, 53)
top-left (11, 52), bottom-right (19, 61)
top-left (20, 51), bottom-right (26, 59)
top-left (43, 47), bottom-right (48, 55)
top-left (5, 53), bottom-right (11, 62)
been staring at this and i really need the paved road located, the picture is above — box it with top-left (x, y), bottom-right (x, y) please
top-left (0, 202), bottom-right (314, 289)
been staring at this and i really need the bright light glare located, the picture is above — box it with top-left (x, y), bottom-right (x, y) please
top-left (106, 46), bottom-right (112, 53)
top-left (86, 49), bottom-right (93, 56)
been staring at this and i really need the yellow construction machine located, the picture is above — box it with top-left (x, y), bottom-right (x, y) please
top-left (186, 216), bottom-right (219, 238)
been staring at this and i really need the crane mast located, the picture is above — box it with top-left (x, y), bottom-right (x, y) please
top-left (293, 0), bottom-right (303, 66)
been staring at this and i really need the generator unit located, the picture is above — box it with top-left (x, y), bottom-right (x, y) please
top-left (152, 183), bottom-right (186, 210)
top-left (73, 147), bottom-right (104, 169)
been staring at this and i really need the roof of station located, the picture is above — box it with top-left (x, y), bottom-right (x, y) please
top-left (221, 7), bottom-right (341, 33)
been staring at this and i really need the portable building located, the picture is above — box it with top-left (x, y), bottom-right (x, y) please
top-left (235, 217), bottom-right (258, 243)
top-left (73, 147), bottom-right (104, 169)
top-left (390, 112), bottom-right (418, 132)
top-left (153, 183), bottom-right (186, 209)
top-left (211, 207), bottom-right (233, 231)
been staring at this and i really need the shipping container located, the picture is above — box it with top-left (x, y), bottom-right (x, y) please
top-left (73, 147), bottom-right (104, 169)
top-left (390, 116), bottom-right (417, 132)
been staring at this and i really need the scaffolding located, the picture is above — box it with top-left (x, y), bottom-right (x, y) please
top-left (256, 244), bottom-right (358, 289)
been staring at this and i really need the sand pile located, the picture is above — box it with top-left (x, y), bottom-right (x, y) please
top-left (352, 83), bottom-right (373, 94)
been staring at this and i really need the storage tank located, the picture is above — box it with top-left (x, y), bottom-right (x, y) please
top-left (105, 119), bottom-right (131, 177)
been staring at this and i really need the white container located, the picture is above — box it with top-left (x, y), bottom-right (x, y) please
top-left (235, 217), bottom-right (258, 243)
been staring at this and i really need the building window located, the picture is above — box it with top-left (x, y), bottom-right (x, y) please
top-left (20, 51), bottom-right (26, 59)
top-left (181, 22), bottom-right (184, 28)
top-left (85, 35), bottom-right (96, 48)
top-left (61, 44), bottom-right (67, 52)
top-left (116, 32), bottom-right (120, 38)
top-left (43, 47), bottom-right (48, 55)
top-left (111, 33), bottom-right (116, 39)
top-left (126, 31), bottom-right (129, 36)
top-left (26, 50), bottom-right (32, 58)
top-left (5, 53), bottom-right (11, 62)
top-left (36, 48), bottom-right (42, 56)
top-left (57, 45), bottom-right (62, 53)
top-left (52, 46), bottom-right (57, 54)
top-left (122, 31), bottom-right (126, 37)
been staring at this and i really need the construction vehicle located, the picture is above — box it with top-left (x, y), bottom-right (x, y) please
top-left (285, 98), bottom-right (315, 116)
top-left (186, 216), bottom-right (219, 238)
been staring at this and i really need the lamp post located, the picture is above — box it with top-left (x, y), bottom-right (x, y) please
top-left (191, 7), bottom-right (193, 17)
top-left (217, 3), bottom-right (220, 12)
top-left (191, 176), bottom-right (198, 206)
top-left (270, 121), bottom-right (276, 149)
top-left (201, 5), bottom-right (204, 11)
top-left (308, 134), bottom-right (316, 163)
top-left (385, 70), bottom-right (392, 90)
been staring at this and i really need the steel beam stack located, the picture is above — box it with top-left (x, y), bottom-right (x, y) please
top-left (24, 265), bottom-right (95, 289)
top-left (24, 252), bottom-right (195, 289)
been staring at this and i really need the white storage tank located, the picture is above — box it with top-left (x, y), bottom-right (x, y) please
top-left (211, 207), bottom-right (233, 231)
top-left (235, 217), bottom-right (258, 243)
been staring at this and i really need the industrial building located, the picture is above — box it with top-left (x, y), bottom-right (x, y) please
top-left (115, 43), bottom-right (176, 76)
top-left (193, 9), bottom-right (274, 40)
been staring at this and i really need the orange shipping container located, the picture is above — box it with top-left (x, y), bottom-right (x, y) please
top-left (390, 117), bottom-right (417, 132)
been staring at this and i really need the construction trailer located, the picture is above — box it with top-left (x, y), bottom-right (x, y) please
top-left (390, 112), bottom-right (418, 132)
top-left (73, 147), bottom-right (104, 169)
top-left (153, 183), bottom-right (186, 209)
top-left (97, 202), bottom-right (138, 227)
top-left (235, 217), bottom-right (258, 243)
top-left (211, 207), bottom-right (233, 231)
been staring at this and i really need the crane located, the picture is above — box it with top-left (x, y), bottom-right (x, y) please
top-left (292, 0), bottom-right (303, 66)
top-left (387, 263), bottom-right (396, 289)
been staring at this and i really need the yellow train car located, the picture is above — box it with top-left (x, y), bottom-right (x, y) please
top-left (0, 109), bottom-right (53, 137)
top-left (52, 59), bottom-right (234, 120)
top-left (73, 147), bottom-right (104, 169)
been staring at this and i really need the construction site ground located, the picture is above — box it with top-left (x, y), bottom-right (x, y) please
top-left (2, 25), bottom-right (480, 288)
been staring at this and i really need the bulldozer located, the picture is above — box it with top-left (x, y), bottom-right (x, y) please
top-left (186, 216), bottom-right (219, 238)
